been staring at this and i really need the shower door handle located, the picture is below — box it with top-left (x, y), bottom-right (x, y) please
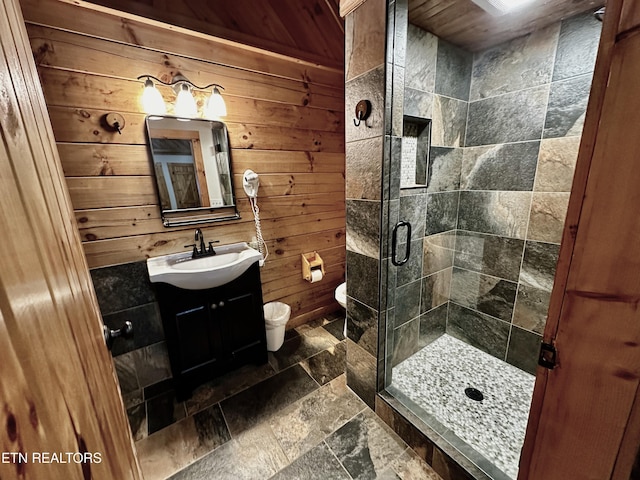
top-left (391, 221), bottom-right (411, 266)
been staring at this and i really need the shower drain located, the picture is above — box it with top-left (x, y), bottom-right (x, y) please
top-left (464, 387), bottom-right (484, 402)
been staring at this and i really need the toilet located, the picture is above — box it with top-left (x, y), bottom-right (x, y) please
top-left (335, 282), bottom-right (347, 309)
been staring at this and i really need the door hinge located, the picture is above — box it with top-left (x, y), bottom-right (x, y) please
top-left (538, 342), bottom-right (557, 369)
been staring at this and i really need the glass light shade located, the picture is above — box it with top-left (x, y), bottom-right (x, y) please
top-left (204, 87), bottom-right (227, 119)
top-left (141, 79), bottom-right (166, 115)
top-left (470, 0), bottom-right (535, 15)
top-left (175, 83), bottom-right (198, 118)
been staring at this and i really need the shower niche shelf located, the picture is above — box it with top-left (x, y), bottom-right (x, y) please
top-left (401, 115), bottom-right (431, 190)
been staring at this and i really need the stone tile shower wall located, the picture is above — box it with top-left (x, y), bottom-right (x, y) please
top-left (344, 0), bottom-right (388, 409)
top-left (388, 10), bottom-right (601, 376)
top-left (388, 20), bottom-right (473, 371)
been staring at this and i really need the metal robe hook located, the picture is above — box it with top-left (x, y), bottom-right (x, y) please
top-left (103, 112), bottom-right (125, 135)
top-left (353, 100), bottom-right (371, 127)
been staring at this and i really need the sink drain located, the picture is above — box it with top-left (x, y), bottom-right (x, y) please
top-left (465, 387), bottom-right (484, 402)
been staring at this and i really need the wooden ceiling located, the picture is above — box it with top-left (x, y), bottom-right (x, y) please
top-left (77, 0), bottom-right (604, 74)
top-left (84, 0), bottom-right (344, 69)
top-left (408, 0), bottom-right (604, 52)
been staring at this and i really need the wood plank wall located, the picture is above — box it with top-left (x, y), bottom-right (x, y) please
top-left (20, 0), bottom-right (346, 327)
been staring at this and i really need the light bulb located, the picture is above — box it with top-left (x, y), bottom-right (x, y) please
top-left (175, 83), bottom-right (198, 118)
top-left (141, 78), bottom-right (166, 115)
top-left (204, 86), bottom-right (227, 119)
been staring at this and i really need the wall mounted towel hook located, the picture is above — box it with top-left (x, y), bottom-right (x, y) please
top-left (353, 100), bottom-right (372, 127)
top-left (102, 112), bottom-right (125, 135)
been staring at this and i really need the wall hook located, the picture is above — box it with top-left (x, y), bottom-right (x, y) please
top-left (103, 112), bottom-right (125, 135)
top-left (353, 100), bottom-right (371, 127)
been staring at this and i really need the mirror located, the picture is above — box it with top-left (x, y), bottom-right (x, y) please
top-left (146, 116), bottom-right (239, 226)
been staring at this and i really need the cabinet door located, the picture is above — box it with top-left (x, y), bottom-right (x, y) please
top-left (174, 304), bottom-right (222, 373)
top-left (223, 291), bottom-right (265, 356)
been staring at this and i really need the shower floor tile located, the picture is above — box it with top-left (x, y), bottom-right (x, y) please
top-left (390, 334), bottom-right (535, 479)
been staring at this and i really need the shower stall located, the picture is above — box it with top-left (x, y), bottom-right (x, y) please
top-left (344, 1), bottom-right (602, 479)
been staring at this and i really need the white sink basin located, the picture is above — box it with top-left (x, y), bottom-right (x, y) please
top-left (147, 242), bottom-right (263, 290)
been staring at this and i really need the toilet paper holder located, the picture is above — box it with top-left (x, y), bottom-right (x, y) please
top-left (302, 251), bottom-right (325, 282)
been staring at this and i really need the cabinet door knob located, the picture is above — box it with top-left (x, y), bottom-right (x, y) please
top-left (218, 301), bottom-right (225, 308)
top-left (211, 303), bottom-right (217, 310)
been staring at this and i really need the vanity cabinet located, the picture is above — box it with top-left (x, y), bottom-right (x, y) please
top-left (153, 261), bottom-right (267, 400)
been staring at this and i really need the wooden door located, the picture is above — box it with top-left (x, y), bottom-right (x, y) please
top-left (151, 128), bottom-right (211, 207)
top-left (168, 162), bottom-right (200, 208)
top-left (0, 0), bottom-right (142, 478)
top-left (154, 162), bottom-right (172, 210)
top-left (519, 1), bottom-right (640, 478)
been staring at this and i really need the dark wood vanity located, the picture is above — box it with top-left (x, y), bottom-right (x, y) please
top-left (153, 262), bottom-right (267, 400)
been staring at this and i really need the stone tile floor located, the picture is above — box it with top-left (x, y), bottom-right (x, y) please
top-left (135, 312), bottom-right (442, 479)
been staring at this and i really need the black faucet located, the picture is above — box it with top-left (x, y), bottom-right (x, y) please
top-left (185, 228), bottom-right (219, 258)
top-left (195, 228), bottom-right (206, 255)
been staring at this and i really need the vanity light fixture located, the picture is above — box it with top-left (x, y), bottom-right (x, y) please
top-left (470, 0), bottom-right (535, 16)
top-left (137, 74), bottom-right (227, 119)
top-left (141, 77), bottom-right (167, 115)
top-left (205, 86), bottom-right (227, 118)
top-left (175, 82), bottom-right (198, 118)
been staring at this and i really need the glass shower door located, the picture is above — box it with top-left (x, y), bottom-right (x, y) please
top-left (380, 4), bottom-right (601, 478)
